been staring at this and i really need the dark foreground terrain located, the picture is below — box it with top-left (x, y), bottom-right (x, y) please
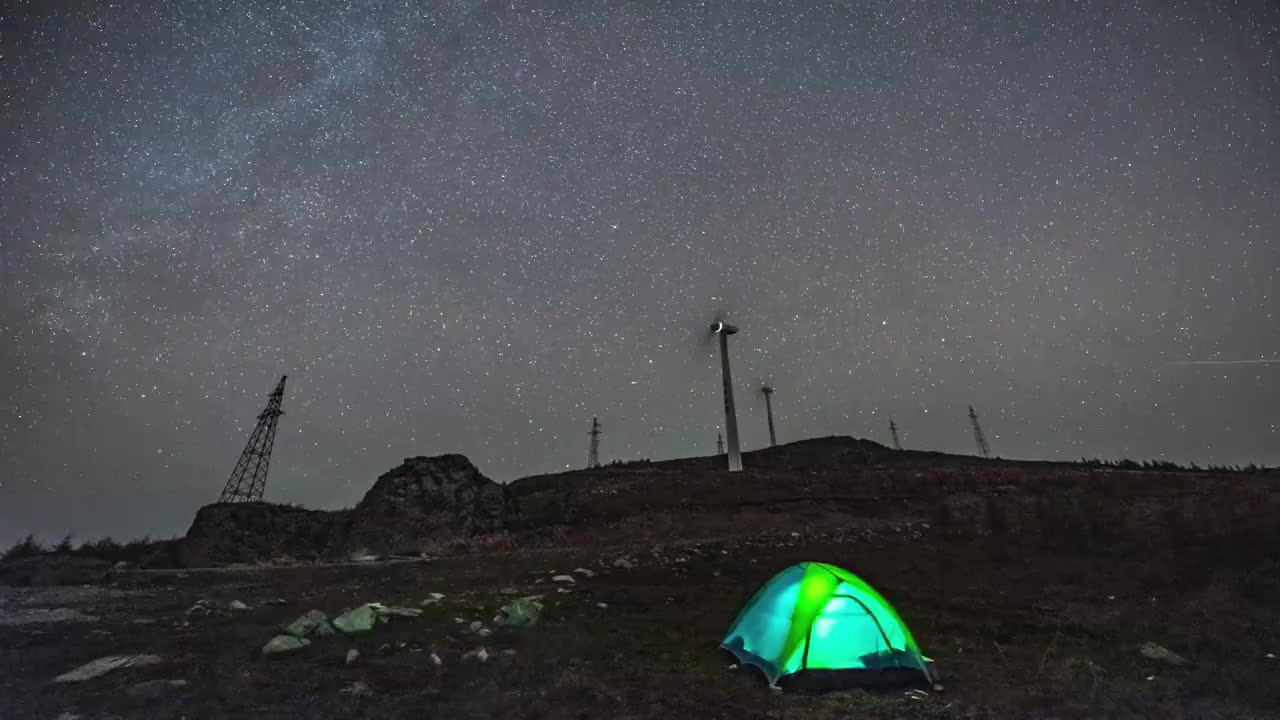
top-left (3, 439), bottom-right (1279, 719)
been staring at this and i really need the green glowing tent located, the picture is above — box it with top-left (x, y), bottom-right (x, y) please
top-left (721, 562), bottom-right (940, 690)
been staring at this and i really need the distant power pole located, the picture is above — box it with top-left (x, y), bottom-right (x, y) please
top-left (968, 405), bottom-right (991, 459)
top-left (761, 385), bottom-right (778, 447)
top-left (716, 432), bottom-right (725, 455)
top-left (218, 375), bottom-right (287, 503)
top-left (587, 416), bottom-right (603, 469)
top-left (889, 419), bottom-right (902, 450)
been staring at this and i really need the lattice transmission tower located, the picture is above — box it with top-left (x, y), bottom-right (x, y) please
top-left (968, 405), bottom-right (991, 459)
top-left (889, 419), bottom-right (902, 450)
top-left (218, 376), bottom-right (287, 503)
top-left (587, 416), bottom-right (602, 468)
top-left (716, 432), bottom-right (725, 455)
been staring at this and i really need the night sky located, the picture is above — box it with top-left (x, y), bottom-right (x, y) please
top-left (3, 1), bottom-right (1278, 544)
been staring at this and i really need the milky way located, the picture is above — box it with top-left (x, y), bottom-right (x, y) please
top-left (2, 1), bottom-right (1278, 543)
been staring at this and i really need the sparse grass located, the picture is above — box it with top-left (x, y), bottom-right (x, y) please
top-left (2, 535), bottom-right (45, 561)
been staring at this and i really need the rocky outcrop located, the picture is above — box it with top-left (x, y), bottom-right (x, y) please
top-left (180, 503), bottom-right (346, 567)
top-left (179, 455), bottom-right (509, 567)
top-left (343, 454), bottom-right (508, 555)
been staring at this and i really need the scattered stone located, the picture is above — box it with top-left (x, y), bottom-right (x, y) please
top-left (728, 664), bottom-right (738, 670)
top-left (371, 604), bottom-right (423, 618)
top-left (469, 620), bottom-right (483, 632)
top-left (497, 598), bottom-right (543, 627)
top-left (54, 713), bottom-right (82, 720)
top-left (462, 647), bottom-right (489, 662)
top-left (596, 602), bottom-right (608, 609)
top-left (283, 610), bottom-right (333, 638)
top-left (265, 598), bottom-right (289, 606)
top-left (55, 655), bottom-right (164, 682)
top-left (573, 567), bottom-right (595, 578)
top-left (429, 592), bottom-right (445, 600)
top-left (185, 600), bottom-right (213, 616)
top-left (613, 558), bottom-right (634, 569)
top-left (454, 617), bottom-right (465, 624)
top-left (125, 679), bottom-right (189, 700)
top-left (501, 649), bottom-right (517, 656)
top-left (1139, 642), bottom-right (1186, 665)
top-left (333, 605), bottom-right (378, 633)
top-left (229, 600), bottom-right (249, 610)
top-left (430, 653), bottom-right (443, 666)
top-left (0, 608), bottom-right (99, 625)
top-left (340, 681), bottom-right (372, 697)
top-left (262, 635), bottom-right (310, 656)
top-left (345, 649), bottom-right (360, 665)
top-left (1267, 653), bottom-right (1277, 660)
top-left (551, 575), bottom-right (576, 584)
top-left (350, 553), bottom-right (380, 563)
top-left (499, 587), bottom-right (519, 595)
top-left (557, 588), bottom-right (571, 594)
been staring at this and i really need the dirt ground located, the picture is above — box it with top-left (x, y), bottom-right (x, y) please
top-left (3, 521), bottom-right (1279, 720)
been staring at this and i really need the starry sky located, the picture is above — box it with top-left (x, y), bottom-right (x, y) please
top-left (2, 0), bottom-right (1278, 544)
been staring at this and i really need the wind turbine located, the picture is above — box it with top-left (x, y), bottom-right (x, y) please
top-left (761, 385), bottom-right (778, 447)
top-left (710, 317), bottom-right (743, 471)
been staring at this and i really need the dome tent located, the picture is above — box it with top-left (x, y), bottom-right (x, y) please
top-left (721, 562), bottom-right (940, 691)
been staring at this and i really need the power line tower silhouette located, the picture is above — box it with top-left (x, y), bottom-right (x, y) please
top-left (968, 405), bottom-right (991, 459)
top-left (587, 416), bottom-right (602, 468)
top-left (889, 419), bottom-right (902, 450)
top-left (218, 376), bottom-right (287, 503)
top-left (716, 432), bottom-right (725, 455)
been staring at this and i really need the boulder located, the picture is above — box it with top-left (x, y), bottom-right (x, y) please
top-left (343, 455), bottom-right (508, 555)
top-left (179, 503), bottom-right (346, 568)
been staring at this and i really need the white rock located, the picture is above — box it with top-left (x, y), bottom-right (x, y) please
top-left (55, 655), bottom-right (164, 682)
top-left (478, 628), bottom-right (492, 637)
top-left (345, 649), bottom-right (360, 665)
top-left (229, 600), bottom-right (249, 610)
top-left (551, 575), bottom-right (576, 583)
top-left (469, 621), bottom-right (483, 632)
top-left (429, 592), bottom-right (445, 600)
top-left (454, 617), bottom-right (465, 624)
top-left (573, 567), bottom-right (595, 578)
top-left (430, 653), bottom-right (443, 666)
top-left (596, 603), bottom-right (608, 609)
top-left (1139, 641), bottom-right (1185, 665)
top-left (340, 681), bottom-right (372, 697)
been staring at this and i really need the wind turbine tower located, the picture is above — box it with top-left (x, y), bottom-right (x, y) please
top-left (711, 320), bottom-right (743, 471)
top-left (761, 385), bottom-right (778, 447)
top-left (968, 405), bottom-right (991, 459)
top-left (889, 418), bottom-right (902, 450)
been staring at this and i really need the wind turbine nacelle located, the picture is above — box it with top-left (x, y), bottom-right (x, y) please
top-left (711, 321), bottom-right (739, 335)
